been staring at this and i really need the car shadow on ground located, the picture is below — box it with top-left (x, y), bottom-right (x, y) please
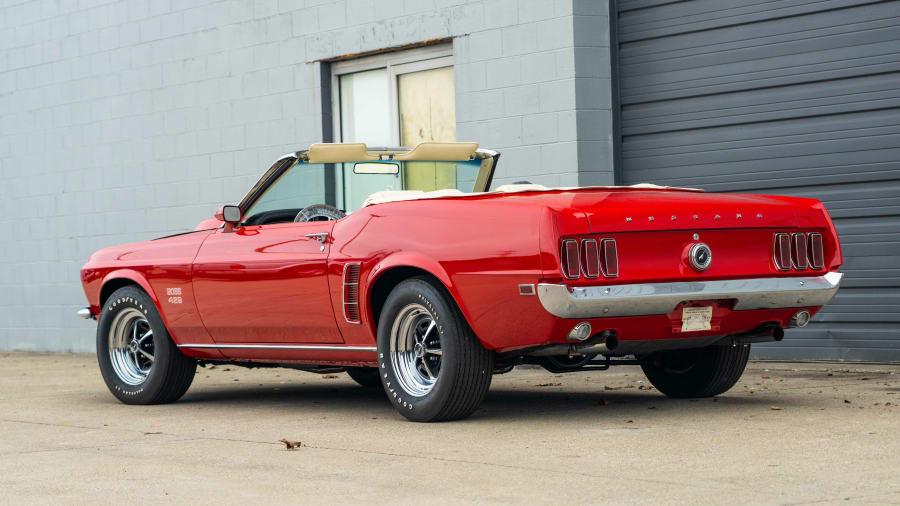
top-left (166, 379), bottom-right (794, 423)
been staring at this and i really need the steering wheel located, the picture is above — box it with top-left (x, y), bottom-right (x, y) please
top-left (294, 204), bottom-right (346, 222)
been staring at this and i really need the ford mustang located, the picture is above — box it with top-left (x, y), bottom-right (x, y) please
top-left (79, 142), bottom-right (843, 421)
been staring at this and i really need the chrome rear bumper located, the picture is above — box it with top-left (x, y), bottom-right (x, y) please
top-left (537, 272), bottom-right (842, 319)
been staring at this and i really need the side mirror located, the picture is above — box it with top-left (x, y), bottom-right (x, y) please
top-left (215, 205), bottom-right (242, 223)
top-left (214, 205), bottom-right (242, 232)
top-left (354, 162), bottom-right (399, 175)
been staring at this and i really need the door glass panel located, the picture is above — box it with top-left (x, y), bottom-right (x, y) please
top-left (398, 66), bottom-right (456, 192)
top-left (244, 162), bottom-right (327, 221)
top-left (339, 69), bottom-right (398, 210)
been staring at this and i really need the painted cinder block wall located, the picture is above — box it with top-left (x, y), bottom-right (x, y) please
top-left (0, 0), bottom-right (614, 352)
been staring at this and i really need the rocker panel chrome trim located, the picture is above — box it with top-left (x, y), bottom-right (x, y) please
top-left (537, 272), bottom-right (843, 319)
top-left (177, 343), bottom-right (377, 351)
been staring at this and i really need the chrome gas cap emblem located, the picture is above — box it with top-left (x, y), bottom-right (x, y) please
top-left (688, 243), bottom-right (712, 271)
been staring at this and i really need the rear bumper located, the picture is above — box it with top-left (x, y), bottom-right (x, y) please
top-left (537, 272), bottom-right (842, 319)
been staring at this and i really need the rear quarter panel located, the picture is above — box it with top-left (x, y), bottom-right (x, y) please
top-left (329, 199), bottom-right (553, 350)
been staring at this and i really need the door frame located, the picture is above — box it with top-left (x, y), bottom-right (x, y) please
top-left (329, 44), bottom-right (454, 146)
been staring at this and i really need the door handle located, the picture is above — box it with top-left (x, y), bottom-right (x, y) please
top-left (305, 232), bottom-right (329, 243)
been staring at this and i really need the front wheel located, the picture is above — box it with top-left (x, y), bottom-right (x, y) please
top-left (96, 286), bottom-right (196, 404)
top-left (640, 344), bottom-right (750, 398)
top-left (376, 278), bottom-right (493, 422)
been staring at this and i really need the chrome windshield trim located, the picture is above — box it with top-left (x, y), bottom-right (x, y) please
top-left (177, 344), bottom-right (376, 352)
top-left (537, 272), bottom-right (842, 319)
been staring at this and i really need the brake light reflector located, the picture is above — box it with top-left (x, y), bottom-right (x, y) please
top-left (601, 239), bottom-right (618, 277)
top-left (561, 240), bottom-right (580, 279)
top-left (808, 233), bottom-right (824, 269)
top-left (792, 233), bottom-right (808, 269)
top-left (581, 239), bottom-right (600, 278)
top-left (774, 233), bottom-right (791, 270)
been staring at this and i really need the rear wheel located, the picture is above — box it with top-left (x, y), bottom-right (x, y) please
top-left (346, 367), bottom-right (381, 387)
top-left (640, 344), bottom-right (750, 398)
top-left (376, 278), bottom-right (493, 422)
top-left (96, 286), bottom-right (196, 404)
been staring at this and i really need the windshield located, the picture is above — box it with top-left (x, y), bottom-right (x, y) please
top-left (243, 157), bottom-right (489, 224)
top-left (338, 159), bottom-right (482, 210)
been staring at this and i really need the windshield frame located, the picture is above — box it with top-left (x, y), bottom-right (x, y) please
top-left (237, 147), bottom-right (499, 217)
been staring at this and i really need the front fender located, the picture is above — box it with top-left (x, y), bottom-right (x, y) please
top-left (96, 270), bottom-right (170, 331)
top-left (100, 270), bottom-right (160, 307)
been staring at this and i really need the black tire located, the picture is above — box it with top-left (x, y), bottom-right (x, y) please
top-left (640, 344), bottom-right (750, 398)
top-left (346, 367), bottom-right (382, 387)
top-left (376, 278), bottom-right (493, 422)
top-left (96, 286), bottom-right (196, 404)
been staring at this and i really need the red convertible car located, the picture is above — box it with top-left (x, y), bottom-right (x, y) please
top-left (79, 142), bottom-right (843, 421)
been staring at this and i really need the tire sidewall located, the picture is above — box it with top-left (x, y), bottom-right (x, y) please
top-left (96, 286), bottom-right (175, 404)
top-left (376, 279), bottom-right (462, 421)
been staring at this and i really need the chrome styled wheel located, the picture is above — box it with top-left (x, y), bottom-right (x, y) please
top-left (107, 307), bottom-right (154, 385)
top-left (389, 303), bottom-right (443, 397)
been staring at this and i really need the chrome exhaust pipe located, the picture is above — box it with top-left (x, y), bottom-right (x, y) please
top-left (790, 310), bottom-right (810, 328)
top-left (526, 333), bottom-right (618, 357)
top-left (730, 324), bottom-right (784, 345)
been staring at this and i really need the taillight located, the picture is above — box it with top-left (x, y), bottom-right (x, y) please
top-left (774, 233), bottom-right (791, 270)
top-left (560, 237), bottom-right (618, 279)
top-left (581, 239), bottom-right (600, 278)
top-left (775, 232), bottom-right (824, 271)
top-left (808, 233), bottom-right (824, 269)
top-left (561, 239), bottom-right (580, 279)
top-left (791, 233), bottom-right (808, 269)
top-left (601, 239), bottom-right (618, 277)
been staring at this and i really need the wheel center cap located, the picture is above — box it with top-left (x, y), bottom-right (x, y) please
top-left (414, 343), bottom-right (425, 358)
top-left (129, 340), bottom-right (139, 353)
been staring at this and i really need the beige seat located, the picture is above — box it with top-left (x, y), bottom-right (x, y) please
top-left (363, 189), bottom-right (468, 206)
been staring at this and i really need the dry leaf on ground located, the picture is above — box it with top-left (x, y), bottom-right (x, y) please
top-left (279, 439), bottom-right (302, 450)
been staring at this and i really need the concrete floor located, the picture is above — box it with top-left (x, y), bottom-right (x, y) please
top-left (1, 352), bottom-right (898, 505)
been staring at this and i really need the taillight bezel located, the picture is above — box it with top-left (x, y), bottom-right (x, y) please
top-left (560, 239), bottom-right (580, 279)
top-left (808, 233), bottom-right (824, 269)
top-left (600, 238), bottom-right (618, 278)
top-left (773, 233), bottom-right (791, 271)
top-left (791, 233), bottom-right (808, 270)
top-left (580, 239), bottom-right (600, 279)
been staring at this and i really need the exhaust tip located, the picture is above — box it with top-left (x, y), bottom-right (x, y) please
top-left (773, 326), bottom-right (785, 341)
top-left (604, 335), bottom-right (619, 351)
top-left (567, 322), bottom-right (592, 341)
top-left (790, 311), bottom-right (810, 328)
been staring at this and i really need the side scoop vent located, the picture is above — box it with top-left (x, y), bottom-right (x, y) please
top-left (343, 263), bottom-right (361, 324)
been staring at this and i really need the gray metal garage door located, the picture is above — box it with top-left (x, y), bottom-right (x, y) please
top-left (615, 0), bottom-right (900, 361)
